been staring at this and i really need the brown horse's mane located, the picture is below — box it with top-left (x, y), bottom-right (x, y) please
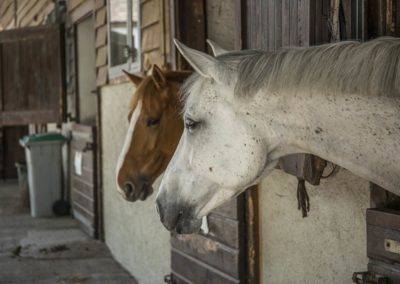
top-left (129, 70), bottom-right (192, 111)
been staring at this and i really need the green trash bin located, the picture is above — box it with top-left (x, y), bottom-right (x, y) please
top-left (20, 133), bottom-right (67, 217)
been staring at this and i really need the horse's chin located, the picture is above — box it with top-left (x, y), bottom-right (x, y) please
top-left (174, 217), bottom-right (202, 234)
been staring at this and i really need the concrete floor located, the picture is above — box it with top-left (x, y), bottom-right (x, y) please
top-left (0, 180), bottom-right (137, 284)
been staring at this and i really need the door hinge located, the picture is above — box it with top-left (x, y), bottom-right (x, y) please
top-left (352, 271), bottom-right (388, 284)
top-left (164, 273), bottom-right (176, 284)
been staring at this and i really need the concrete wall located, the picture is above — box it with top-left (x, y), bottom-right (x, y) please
top-left (260, 169), bottom-right (369, 284)
top-left (101, 82), bottom-right (170, 284)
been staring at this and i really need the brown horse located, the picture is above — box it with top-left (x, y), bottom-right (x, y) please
top-left (116, 65), bottom-right (191, 202)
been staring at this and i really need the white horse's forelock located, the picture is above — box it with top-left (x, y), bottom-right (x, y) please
top-left (182, 37), bottom-right (400, 105)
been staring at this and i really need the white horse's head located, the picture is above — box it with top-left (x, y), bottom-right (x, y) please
top-left (156, 40), bottom-right (279, 233)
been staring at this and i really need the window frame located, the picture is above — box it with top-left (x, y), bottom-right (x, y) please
top-left (106, 0), bottom-right (141, 78)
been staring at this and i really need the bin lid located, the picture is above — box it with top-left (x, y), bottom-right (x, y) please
top-left (20, 132), bottom-right (67, 146)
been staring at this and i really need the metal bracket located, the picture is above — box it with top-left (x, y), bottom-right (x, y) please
top-left (352, 271), bottom-right (388, 284)
top-left (164, 274), bottom-right (176, 284)
top-left (82, 142), bottom-right (93, 153)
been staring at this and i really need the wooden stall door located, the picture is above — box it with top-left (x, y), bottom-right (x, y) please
top-left (70, 13), bottom-right (99, 238)
top-left (169, 1), bottom-right (256, 283)
top-left (0, 24), bottom-right (65, 126)
top-left (0, 126), bottom-right (28, 179)
top-left (70, 124), bottom-right (98, 238)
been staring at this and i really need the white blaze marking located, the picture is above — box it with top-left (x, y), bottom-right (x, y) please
top-left (115, 100), bottom-right (142, 191)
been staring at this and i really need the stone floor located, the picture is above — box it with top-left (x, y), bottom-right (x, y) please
top-left (0, 180), bottom-right (137, 284)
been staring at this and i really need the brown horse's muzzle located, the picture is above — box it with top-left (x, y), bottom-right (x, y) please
top-left (120, 175), bottom-right (153, 202)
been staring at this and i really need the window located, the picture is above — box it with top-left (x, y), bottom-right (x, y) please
top-left (107, 0), bottom-right (140, 77)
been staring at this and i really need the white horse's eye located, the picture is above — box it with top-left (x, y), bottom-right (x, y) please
top-left (185, 118), bottom-right (200, 133)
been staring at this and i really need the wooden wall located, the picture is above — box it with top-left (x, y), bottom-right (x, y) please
top-left (245, 0), bottom-right (367, 50)
top-left (66, 0), bottom-right (107, 90)
top-left (141, 0), bottom-right (171, 70)
top-left (0, 0), bottom-right (55, 30)
top-left (0, 0), bottom-right (56, 179)
top-left (246, 0), bottom-right (311, 50)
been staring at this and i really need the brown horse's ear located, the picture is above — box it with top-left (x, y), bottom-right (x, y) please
top-left (123, 70), bottom-right (143, 86)
top-left (151, 65), bottom-right (167, 90)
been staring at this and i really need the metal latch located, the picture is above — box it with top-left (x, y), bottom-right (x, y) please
top-left (82, 142), bottom-right (93, 152)
top-left (384, 239), bottom-right (400, 255)
top-left (352, 271), bottom-right (388, 284)
top-left (164, 274), bottom-right (176, 284)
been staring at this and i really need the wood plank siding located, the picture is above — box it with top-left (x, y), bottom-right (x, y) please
top-left (141, 0), bottom-right (171, 70)
top-left (0, 0), bottom-right (55, 30)
top-left (171, 197), bottom-right (247, 284)
top-left (66, 0), bottom-right (107, 88)
top-left (0, 24), bottom-right (65, 126)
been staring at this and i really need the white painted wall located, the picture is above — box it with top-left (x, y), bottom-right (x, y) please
top-left (260, 169), bottom-right (369, 284)
top-left (101, 82), bottom-right (170, 284)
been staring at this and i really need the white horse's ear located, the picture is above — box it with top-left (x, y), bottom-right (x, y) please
top-left (206, 39), bottom-right (229, 56)
top-left (174, 39), bottom-right (218, 79)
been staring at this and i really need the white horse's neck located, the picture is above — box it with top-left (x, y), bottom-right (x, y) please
top-left (248, 89), bottom-right (400, 195)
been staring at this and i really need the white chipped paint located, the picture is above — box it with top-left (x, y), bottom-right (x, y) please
top-left (200, 216), bottom-right (209, 234)
top-left (115, 100), bottom-right (142, 193)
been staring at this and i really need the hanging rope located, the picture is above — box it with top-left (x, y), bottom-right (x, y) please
top-left (297, 178), bottom-right (310, 218)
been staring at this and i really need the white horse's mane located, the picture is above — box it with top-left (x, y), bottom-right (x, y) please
top-left (182, 37), bottom-right (400, 103)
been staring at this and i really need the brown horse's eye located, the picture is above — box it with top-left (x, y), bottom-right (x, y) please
top-left (127, 110), bottom-right (133, 122)
top-left (147, 117), bottom-right (160, 127)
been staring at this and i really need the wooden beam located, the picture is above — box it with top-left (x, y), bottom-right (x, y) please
top-left (70, 0), bottom-right (94, 24)
top-left (370, 183), bottom-right (400, 209)
top-left (0, 110), bottom-right (60, 126)
top-left (95, 24), bottom-right (107, 47)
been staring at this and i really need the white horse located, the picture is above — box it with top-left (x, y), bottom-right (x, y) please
top-left (156, 38), bottom-right (400, 234)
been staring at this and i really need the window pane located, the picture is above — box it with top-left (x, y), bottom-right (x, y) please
top-left (131, 0), bottom-right (139, 62)
top-left (109, 0), bottom-right (128, 67)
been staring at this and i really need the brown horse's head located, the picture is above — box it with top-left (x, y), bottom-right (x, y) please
top-left (116, 65), bottom-right (190, 202)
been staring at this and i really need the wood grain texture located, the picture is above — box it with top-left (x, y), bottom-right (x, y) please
top-left (171, 233), bottom-right (240, 278)
top-left (368, 259), bottom-right (400, 283)
top-left (71, 124), bottom-right (97, 238)
top-left (96, 65), bottom-right (108, 86)
top-left (141, 23), bottom-right (161, 52)
top-left (95, 6), bottom-right (106, 28)
top-left (69, 0), bottom-right (86, 12)
top-left (70, 0), bottom-right (94, 23)
top-left (19, 0), bottom-right (50, 27)
top-left (96, 45), bottom-right (107, 67)
top-left (95, 24), bottom-right (107, 47)
top-left (0, 25), bottom-right (64, 126)
top-left (141, 0), bottom-right (160, 28)
top-left (171, 250), bottom-right (239, 284)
